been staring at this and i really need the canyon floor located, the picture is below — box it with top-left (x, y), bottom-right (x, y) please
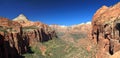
top-left (23, 31), bottom-right (97, 58)
top-left (23, 30), bottom-right (120, 58)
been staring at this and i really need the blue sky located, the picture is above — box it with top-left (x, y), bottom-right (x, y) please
top-left (0, 0), bottom-right (119, 26)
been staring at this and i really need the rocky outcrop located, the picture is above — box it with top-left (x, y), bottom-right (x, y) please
top-left (14, 14), bottom-right (57, 42)
top-left (13, 14), bottom-right (29, 22)
top-left (0, 17), bottom-right (23, 58)
top-left (0, 16), bottom-right (57, 58)
top-left (91, 2), bottom-right (120, 58)
top-left (13, 14), bottom-right (47, 27)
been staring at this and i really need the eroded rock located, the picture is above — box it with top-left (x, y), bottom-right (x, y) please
top-left (0, 16), bottom-right (57, 58)
top-left (91, 2), bottom-right (120, 58)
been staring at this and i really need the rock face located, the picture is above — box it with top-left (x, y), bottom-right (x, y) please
top-left (50, 22), bottom-right (91, 38)
top-left (91, 2), bottom-right (120, 58)
top-left (0, 16), bottom-right (57, 58)
top-left (13, 14), bottom-right (57, 42)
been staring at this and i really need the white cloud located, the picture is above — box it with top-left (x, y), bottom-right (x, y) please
top-left (76, 21), bottom-right (91, 25)
top-left (86, 21), bottom-right (91, 24)
top-left (59, 25), bottom-right (67, 27)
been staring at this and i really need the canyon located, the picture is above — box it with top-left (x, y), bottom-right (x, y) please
top-left (0, 2), bottom-right (120, 58)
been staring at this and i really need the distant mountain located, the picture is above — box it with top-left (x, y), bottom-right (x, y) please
top-left (13, 14), bottom-right (29, 22)
top-left (13, 14), bottom-right (48, 28)
top-left (50, 22), bottom-right (91, 35)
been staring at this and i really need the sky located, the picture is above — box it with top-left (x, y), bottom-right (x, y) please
top-left (0, 0), bottom-right (119, 26)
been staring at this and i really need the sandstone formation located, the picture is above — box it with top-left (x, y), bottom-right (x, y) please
top-left (13, 14), bottom-right (47, 27)
top-left (91, 2), bottom-right (120, 58)
top-left (50, 22), bottom-right (91, 44)
top-left (50, 22), bottom-right (91, 35)
top-left (0, 15), bottom-right (57, 58)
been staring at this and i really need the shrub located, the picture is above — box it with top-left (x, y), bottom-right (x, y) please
top-left (56, 32), bottom-right (65, 37)
top-left (0, 26), bottom-right (8, 33)
top-left (22, 26), bottom-right (39, 32)
top-left (70, 33), bottom-right (87, 39)
top-left (23, 26), bottom-right (38, 29)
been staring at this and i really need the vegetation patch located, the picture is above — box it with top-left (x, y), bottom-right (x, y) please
top-left (23, 37), bottom-right (97, 58)
top-left (56, 32), bottom-right (65, 37)
top-left (0, 26), bottom-right (8, 33)
top-left (70, 33), bottom-right (87, 39)
top-left (22, 26), bottom-right (39, 32)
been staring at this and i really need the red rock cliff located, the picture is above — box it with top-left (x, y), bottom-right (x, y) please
top-left (91, 2), bottom-right (120, 58)
top-left (0, 16), bottom-right (57, 58)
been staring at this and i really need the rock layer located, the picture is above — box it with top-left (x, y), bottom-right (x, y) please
top-left (91, 2), bottom-right (120, 58)
top-left (0, 17), bottom-right (57, 58)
